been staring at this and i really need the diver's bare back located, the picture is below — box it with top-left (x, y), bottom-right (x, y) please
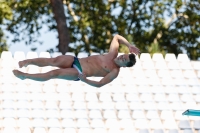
top-left (79, 53), bottom-right (118, 77)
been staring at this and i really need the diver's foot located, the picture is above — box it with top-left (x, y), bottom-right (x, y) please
top-left (18, 60), bottom-right (28, 68)
top-left (12, 70), bottom-right (26, 80)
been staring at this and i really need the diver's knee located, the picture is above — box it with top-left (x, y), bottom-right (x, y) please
top-left (46, 70), bottom-right (58, 79)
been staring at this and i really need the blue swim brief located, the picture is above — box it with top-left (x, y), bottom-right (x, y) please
top-left (71, 57), bottom-right (83, 81)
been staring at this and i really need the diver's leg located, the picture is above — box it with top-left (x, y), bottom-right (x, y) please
top-left (19, 55), bottom-right (74, 68)
top-left (12, 68), bottom-right (79, 81)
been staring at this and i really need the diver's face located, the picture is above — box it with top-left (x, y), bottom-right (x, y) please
top-left (116, 54), bottom-right (130, 67)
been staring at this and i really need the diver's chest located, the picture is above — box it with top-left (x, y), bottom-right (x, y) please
top-left (101, 61), bottom-right (114, 73)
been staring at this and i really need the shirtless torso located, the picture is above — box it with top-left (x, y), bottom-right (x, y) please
top-left (79, 54), bottom-right (119, 77)
top-left (76, 35), bottom-right (140, 87)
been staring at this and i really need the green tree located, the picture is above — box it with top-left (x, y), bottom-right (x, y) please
top-left (113, 0), bottom-right (200, 59)
top-left (0, 0), bottom-right (199, 59)
top-left (5, 0), bottom-right (55, 51)
top-left (65, 0), bottom-right (116, 55)
top-left (0, 0), bottom-right (70, 54)
top-left (0, 1), bottom-right (12, 53)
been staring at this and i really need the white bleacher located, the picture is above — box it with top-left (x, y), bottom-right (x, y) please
top-left (65, 52), bottom-right (76, 56)
top-left (0, 51), bottom-right (200, 133)
top-left (90, 52), bottom-right (100, 56)
top-left (77, 52), bottom-right (88, 58)
top-left (14, 51), bottom-right (26, 60)
top-left (51, 52), bottom-right (62, 57)
top-left (26, 51), bottom-right (38, 59)
top-left (39, 52), bottom-right (51, 58)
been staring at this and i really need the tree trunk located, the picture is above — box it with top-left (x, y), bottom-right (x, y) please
top-left (50, 0), bottom-right (70, 55)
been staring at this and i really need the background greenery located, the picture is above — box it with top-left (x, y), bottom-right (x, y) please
top-left (0, 0), bottom-right (199, 60)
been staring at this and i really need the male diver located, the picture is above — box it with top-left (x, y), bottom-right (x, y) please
top-left (13, 35), bottom-right (140, 87)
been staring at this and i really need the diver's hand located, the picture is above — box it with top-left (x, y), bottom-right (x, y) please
top-left (128, 45), bottom-right (140, 55)
top-left (78, 73), bottom-right (87, 82)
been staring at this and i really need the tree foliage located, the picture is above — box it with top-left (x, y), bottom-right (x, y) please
top-left (0, 0), bottom-right (199, 59)
top-left (0, 1), bottom-right (12, 52)
top-left (65, 0), bottom-right (116, 55)
top-left (0, 0), bottom-right (53, 51)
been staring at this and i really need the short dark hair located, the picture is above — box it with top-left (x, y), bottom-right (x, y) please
top-left (126, 54), bottom-right (136, 67)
